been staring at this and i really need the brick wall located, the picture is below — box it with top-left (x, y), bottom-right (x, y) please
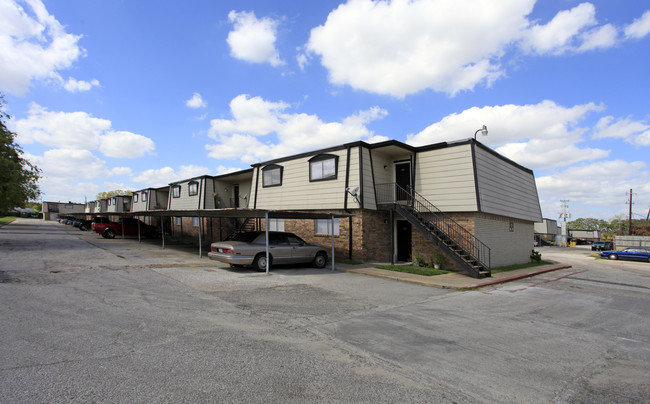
top-left (411, 213), bottom-right (475, 271)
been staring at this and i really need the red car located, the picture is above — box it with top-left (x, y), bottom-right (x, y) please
top-left (92, 218), bottom-right (160, 239)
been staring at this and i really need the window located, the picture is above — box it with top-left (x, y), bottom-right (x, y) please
top-left (315, 218), bottom-right (340, 236)
top-left (141, 191), bottom-right (147, 202)
top-left (108, 198), bottom-right (111, 206)
top-left (172, 185), bottom-right (181, 198)
top-left (192, 217), bottom-right (200, 227)
top-left (309, 154), bottom-right (338, 181)
top-left (111, 197), bottom-right (116, 206)
top-left (175, 217), bottom-right (182, 225)
top-left (262, 164), bottom-right (283, 187)
top-left (133, 193), bottom-right (138, 203)
top-left (188, 181), bottom-right (199, 196)
top-left (268, 218), bottom-right (284, 232)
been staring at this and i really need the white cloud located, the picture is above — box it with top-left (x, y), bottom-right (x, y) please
top-left (15, 103), bottom-right (109, 149)
top-left (26, 148), bottom-right (110, 179)
top-left (63, 77), bottom-right (100, 93)
top-left (304, 1), bottom-right (646, 97)
top-left (305, 0), bottom-right (532, 97)
top-left (111, 166), bottom-right (133, 176)
top-left (14, 103), bottom-right (156, 158)
top-left (99, 131), bottom-right (155, 159)
top-left (625, 10), bottom-right (650, 39)
top-left (593, 116), bottom-right (650, 144)
top-left (522, 3), bottom-right (601, 55)
top-left (407, 100), bottom-right (608, 170)
top-left (132, 165), bottom-right (209, 187)
top-left (206, 94), bottom-right (388, 163)
top-left (227, 10), bottom-right (284, 67)
top-left (185, 92), bottom-right (207, 109)
top-left (536, 160), bottom-right (649, 219)
top-left (0, 0), bottom-right (85, 95)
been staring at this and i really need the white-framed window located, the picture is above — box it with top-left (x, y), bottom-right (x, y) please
top-left (192, 217), bottom-right (200, 227)
top-left (108, 198), bottom-right (111, 206)
top-left (112, 197), bottom-right (116, 206)
top-left (315, 218), bottom-right (340, 236)
top-left (268, 218), bottom-right (285, 232)
top-left (133, 193), bottom-right (138, 203)
top-left (141, 191), bottom-right (147, 202)
top-left (309, 154), bottom-right (338, 181)
top-left (188, 181), bottom-right (199, 196)
top-left (175, 217), bottom-right (182, 225)
top-left (262, 164), bottom-right (283, 187)
top-left (172, 185), bottom-right (181, 198)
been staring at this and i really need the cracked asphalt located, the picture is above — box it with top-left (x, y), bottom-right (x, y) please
top-left (1, 218), bottom-right (649, 403)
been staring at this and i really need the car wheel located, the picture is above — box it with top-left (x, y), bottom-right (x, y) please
top-left (104, 229), bottom-right (116, 239)
top-left (313, 252), bottom-right (327, 268)
top-left (253, 253), bottom-right (271, 272)
top-left (79, 224), bottom-right (88, 231)
top-left (608, 253), bottom-right (618, 260)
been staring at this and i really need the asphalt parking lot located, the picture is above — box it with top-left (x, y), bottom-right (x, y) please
top-left (1, 218), bottom-right (649, 403)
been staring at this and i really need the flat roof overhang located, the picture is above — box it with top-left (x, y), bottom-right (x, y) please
top-left (71, 208), bottom-right (352, 272)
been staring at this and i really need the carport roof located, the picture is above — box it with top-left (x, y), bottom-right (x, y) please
top-left (78, 208), bottom-right (352, 220)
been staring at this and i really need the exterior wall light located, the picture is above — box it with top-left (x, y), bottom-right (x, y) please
top-left (474, 125), bottom-right (488, 140)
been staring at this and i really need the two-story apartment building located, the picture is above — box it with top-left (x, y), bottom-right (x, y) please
top-left (246, 139), bottom-right (541, 275)
top-left (42, 201), bottom-right (85, 221)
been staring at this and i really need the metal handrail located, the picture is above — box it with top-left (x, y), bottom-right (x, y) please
top-left (375, 183), bottom-right (490, 270)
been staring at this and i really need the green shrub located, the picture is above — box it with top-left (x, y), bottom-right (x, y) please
top-left (530, 249), bottom-right (542, 263)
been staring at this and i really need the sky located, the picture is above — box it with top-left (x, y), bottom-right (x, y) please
top-left (1, 0), bottom-right (649, 221)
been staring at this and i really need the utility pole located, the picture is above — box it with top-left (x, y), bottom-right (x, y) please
top-left (559, 200), bottom-right (570, 247)
top-left (626, 189), bottom-right (633, 235)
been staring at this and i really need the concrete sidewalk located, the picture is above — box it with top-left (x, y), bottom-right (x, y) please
top-left (336, 261), bottom-right (572, 290)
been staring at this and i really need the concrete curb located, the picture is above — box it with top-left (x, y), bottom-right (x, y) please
top-left (462, 264), bottom-right (572, 289)
top-left (337, 262), bottom-right (572, 290)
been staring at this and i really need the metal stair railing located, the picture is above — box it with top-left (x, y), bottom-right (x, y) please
top-left (375, 183), bottom-right (490, 272)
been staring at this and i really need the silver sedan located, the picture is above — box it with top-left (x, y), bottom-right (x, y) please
top-left (208, 231), bottom-right (328, 271)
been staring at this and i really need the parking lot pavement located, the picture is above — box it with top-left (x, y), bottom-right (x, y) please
top-left (1, 219), bottom-right (649, 403)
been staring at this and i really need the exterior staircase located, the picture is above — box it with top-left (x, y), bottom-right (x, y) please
top-left (224, 217), bottom-right (257, 240)
top-left (376, 183), bottom-right (491, 278)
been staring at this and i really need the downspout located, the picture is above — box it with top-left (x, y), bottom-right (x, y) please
top-left (471, 141), bottom-right (482, 212)
top-left (344, 146), bottom-right (353, 260)
top-left (358, 147), bottom-right (364, 209)
top-left (253, 166), bottom-right (260, 209)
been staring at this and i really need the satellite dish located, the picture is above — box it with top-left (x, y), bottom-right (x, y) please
top-left (240, 193), bottom-right (248, 200)
top-left (346, 187), bottom-right (359, 197)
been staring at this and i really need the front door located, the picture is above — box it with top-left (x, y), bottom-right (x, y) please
top-left (234, 185), bottom-right (240, 208)
top-left (396, 220), bottom-right (412, 262)
top-left (395, 162), bottom-right (411, 201)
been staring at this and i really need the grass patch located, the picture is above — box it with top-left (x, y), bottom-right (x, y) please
top-left (490, 260), bottom-right (553, 274)
top-left (0, 216), bottom-right (17, 226)
top-left (376, 264), bottom-right (452, 276)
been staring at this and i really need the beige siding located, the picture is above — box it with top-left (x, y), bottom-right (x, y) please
top-left (415, 145), bottom-right (478, 212)
top-left (238, 180), bottom-right (252, 208)
top-left (255, 149), bottom-right (349, 210)
top-left (203, 179), bottom-right (215, 209)
top-left (475, 213), bottom-right (534, 267)
top-left (168, 179), bottom-right (204, 210)
top-left (475, 147), bottom-right (542, 222)
top-left (370, 150), bottom-right (393, 186)
top-left (131, 192), bottom-right (148, 212)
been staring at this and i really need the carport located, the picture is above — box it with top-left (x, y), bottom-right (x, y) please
top-left (74, 209), bottom-right (352, 274)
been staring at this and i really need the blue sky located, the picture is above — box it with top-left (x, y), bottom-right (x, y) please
top-left (1, 0), bottom-right (649, 221)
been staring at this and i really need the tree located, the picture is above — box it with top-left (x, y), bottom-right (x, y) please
top-left (96, 190), bottom-right (133, 199)
top-left (0, 94), bottom-right (41, 212)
